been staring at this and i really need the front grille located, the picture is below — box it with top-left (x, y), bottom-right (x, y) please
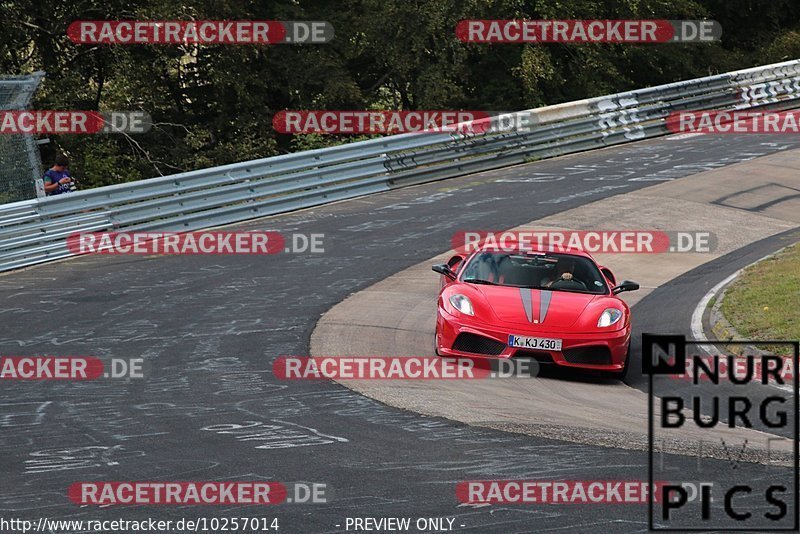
top-left (513, 350), bottom-right (554, 364)
top-left (452, 333), bottom-right (506, 355)
top-left (562, 346), bottom-right (612, 365)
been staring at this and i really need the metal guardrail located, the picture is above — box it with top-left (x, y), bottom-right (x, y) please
top-left (2, 60), bottom-right (800, 272)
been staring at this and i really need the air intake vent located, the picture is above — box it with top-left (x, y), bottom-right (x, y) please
top-left (452, 333), bottom-right (506, 355)
top-left (562, 346), bottom-right (612, 365)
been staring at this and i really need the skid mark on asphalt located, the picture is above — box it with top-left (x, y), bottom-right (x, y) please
top-left (201, 419), bottom-right (349, 449)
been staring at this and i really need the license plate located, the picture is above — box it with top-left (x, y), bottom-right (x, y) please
top-left (508, 335), bottom-right (562, 351)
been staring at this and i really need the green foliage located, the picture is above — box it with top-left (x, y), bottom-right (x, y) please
top-left (1, 0), bottom-right (798, 189)
top-left (721, 243), bottom-right (800, 342)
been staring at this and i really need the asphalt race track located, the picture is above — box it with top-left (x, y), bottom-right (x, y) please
top-left (311, 140), bottom-right (800, 453)
top-left (2, 134), bottom-right (799, 532)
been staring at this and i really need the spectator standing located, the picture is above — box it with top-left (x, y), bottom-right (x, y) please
top-left (43, 154), bottom-right (75, 196)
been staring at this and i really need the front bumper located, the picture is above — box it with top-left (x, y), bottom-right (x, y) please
top-left (436, 308), bottom-right (630, 371)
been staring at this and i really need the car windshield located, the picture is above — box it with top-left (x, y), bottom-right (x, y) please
top-left (460, 250), bottom-right (609, 294)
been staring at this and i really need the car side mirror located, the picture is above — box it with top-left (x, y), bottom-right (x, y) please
top-left (612, 280), bottom-right (640, 295)
top-left (432, 263), bottom-right (457, 281)
top-left (599, 266), bottom-right (616, 287)
top-left (446, 254), bottom-right (465, 272)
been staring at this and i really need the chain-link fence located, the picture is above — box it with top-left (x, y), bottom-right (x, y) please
top-left (0, 71), bottom-right (45, 203)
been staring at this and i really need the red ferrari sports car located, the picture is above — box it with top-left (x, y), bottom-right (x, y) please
top-left (432, 244), bottom-right (639, 377)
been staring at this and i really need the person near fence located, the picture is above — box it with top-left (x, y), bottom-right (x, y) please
top-left (43, 154), bottom-right (76, 196)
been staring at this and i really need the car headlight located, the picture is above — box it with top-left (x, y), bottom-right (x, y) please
top-left (449, 294), bottom-right (474, 316)
top-left (597, 308), bottom-right (623, 328)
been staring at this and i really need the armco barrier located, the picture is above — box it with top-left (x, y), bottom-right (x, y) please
top-left (2, 60), bottom-right (800, 272)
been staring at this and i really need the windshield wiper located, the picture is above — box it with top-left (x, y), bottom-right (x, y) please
top-left (463, 278), bottom-right (496, 285)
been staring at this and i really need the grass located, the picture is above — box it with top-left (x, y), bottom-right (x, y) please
top-left (720, 243), bottom-right (800, 343)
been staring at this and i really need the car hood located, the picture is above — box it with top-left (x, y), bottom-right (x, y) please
top-left (473, 285), bottom-right (597, 328)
